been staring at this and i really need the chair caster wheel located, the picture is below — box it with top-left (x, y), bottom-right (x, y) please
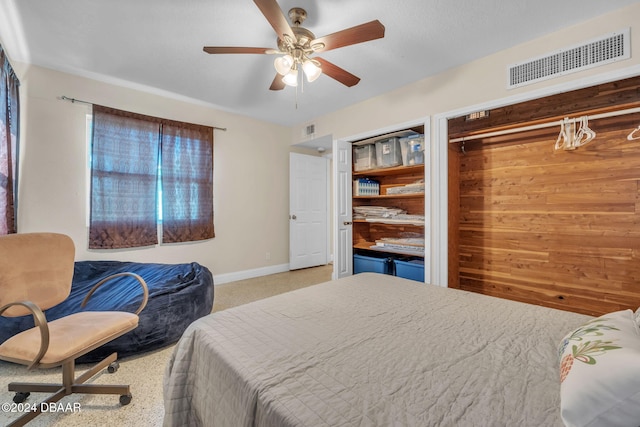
top-left (13, 392), bottom-right (30, 403)
top-left (119, 393), bottom-right (132, 406)
top-left (107, 361), bottom-right (120, 373)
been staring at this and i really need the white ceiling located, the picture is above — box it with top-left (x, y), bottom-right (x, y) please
top-left (0, 0), bottom-right (637, 127)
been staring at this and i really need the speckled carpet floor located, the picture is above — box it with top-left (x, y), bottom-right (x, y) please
top-left (0, 264), bottom-right (332, 427)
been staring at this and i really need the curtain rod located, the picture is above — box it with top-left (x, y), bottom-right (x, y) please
top-left (60, 95), bottom-right (227, 131)
top-left (449, 106), bottom-right (640, 143)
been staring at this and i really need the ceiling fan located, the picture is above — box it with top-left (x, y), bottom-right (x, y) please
top-left (203, 0), bottom-right (385, 91)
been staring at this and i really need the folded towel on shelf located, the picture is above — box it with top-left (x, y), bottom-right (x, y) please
top-left (386, 180), bottom-right (425, 195)
top-left (353, 206), bottom-right (406, 219)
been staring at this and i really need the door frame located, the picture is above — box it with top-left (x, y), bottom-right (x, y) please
top-left (332, 117), bottom-right (430, 281)
top-left (289, 152), bottom-right (330, 270)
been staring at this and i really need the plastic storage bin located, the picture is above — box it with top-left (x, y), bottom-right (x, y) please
top-left (375, 137), bottom-right (402, 168)
top-left (353, 254), bottom-right (392, 275)
top-left (354, 144), bottom-right (376, 171)
top-left (393, 259), bottom-right (425, 282)
top-left (400, 135), bottom-right (425, 166)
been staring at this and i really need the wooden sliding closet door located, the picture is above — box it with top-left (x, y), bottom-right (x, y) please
top-left (453, 112), bottom-right (640, 316)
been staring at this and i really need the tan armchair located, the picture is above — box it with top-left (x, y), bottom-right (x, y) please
top-left (0, 232), bottom-right (148, 427)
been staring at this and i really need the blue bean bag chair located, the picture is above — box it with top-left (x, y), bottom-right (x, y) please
top-left (0, 261), bottom-right (214, 363)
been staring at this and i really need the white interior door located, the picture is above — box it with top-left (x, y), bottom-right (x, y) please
top-left (289, 153), bottom-right (328, 270)
top-left (333, 139), bottom-right (352, 279)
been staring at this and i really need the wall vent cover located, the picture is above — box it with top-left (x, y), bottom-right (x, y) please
top-left (306, 124), bottom-right (316, 136)
top-left (508, 28), bottom-right (630, 89)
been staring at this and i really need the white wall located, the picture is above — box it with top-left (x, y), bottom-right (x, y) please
top-left (13, 64), bottom-right (316, 282)
top-left (8, 3), bottom-right (640, 284)
top-left (289, 3), bottom-right (640, 285)
top-left (291, 3), bottom-right (640, 142)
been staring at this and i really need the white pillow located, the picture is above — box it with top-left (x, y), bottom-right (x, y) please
top-left (558, 309), bottom-right (640, 427)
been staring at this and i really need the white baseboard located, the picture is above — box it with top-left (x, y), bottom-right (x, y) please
top-left (213, 263), bottom-right (290, 285)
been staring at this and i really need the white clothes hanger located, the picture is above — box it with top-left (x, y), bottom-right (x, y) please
top-left (574, 116), bottom-right (596, 147)
top-left (627, 125), bottom-right (640, 141)
top-left (555, 117), bottom-right (573, 150)
top-left (555, 118), bottom-right (576, 150)
top-left (555, 116), bottom-right (597, 150)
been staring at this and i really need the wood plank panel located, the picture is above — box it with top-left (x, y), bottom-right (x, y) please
top-left (448, 75), bottom-right (640, 139)
top-left (448, 144), bottom-right (461, 288)
top-left (454, 110), bottom-right (640, 316)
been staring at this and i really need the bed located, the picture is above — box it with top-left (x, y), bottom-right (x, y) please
top-left (163, 273), bottom-right (640, 427)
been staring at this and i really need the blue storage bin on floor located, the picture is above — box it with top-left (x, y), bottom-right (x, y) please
top-left (394, 259), bottom-right (425, 282)
top-left (353, 254), bottom-right (391, 275)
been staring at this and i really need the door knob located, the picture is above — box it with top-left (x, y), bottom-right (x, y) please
top-left (290, 214), bottom-right (297, 220)
top-left (343, 221), bottom-right (352, 225)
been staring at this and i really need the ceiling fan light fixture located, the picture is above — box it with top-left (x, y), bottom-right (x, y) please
top-left (282, 68), bottom-right (298, 87)
top-left (203, 5), bottom-right (385, 92)
top-left (302, 59), bottom-right (322, 82)
top-left (274, 54), bottom-right (294, 75)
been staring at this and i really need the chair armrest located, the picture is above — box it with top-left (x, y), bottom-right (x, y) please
top-left (80, 272), bottom-right (149, 315)
top-left (0, 301), bottom-right (50, 370)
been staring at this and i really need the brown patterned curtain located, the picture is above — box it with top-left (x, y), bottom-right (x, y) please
top-left (89, 105), bottom-right (214, 248)
top-left (0, 45), bottom-right (19, 235)
top-left (89, 106), bottom-right (160, 248)
top-left (161, 121), bottom-right (214, 243)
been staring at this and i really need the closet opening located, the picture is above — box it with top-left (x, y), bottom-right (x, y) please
top-left (447, 75), bottom-right (640, 316)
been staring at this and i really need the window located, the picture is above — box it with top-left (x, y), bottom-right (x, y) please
top-left (0, 45), bottom-right (19, 235)
top-left (89, 105), bottom-right (214, 249)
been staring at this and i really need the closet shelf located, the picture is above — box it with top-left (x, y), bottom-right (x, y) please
top-left (353, 164), bottom-right (424, 178)
top-left (354, 193), bottom-right (424, 200)
top-left (353, 218), bottom-right (425, 226)
top-left (449, 102), bottom-right (640, 143)
top-left (354, 241), bottom-right (425, 258)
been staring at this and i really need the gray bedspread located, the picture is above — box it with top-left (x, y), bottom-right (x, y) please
top-left (163, 273), bottom-right (591, 427)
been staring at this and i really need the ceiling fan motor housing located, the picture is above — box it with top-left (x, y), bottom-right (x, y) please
top-left (288, 7), bottom-right (307, 26)
top-left (278, 28), bottom-right (316, 52)
top-left (277, 8), bottom-right (316, 53)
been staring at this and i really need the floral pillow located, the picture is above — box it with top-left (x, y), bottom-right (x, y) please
top-left (558, 309), bottom-right (640, 427)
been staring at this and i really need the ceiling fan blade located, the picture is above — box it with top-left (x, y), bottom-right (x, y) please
top-left (269, 74), bottom-right (285, 91)
top-left (311, 20), bottom-right (385, 53)
top-left (315, 57), bottom-right (360, 87)
top-left (253, 0), bottom-right (296, 43)
top-left (203, 47), bottom-right (273, 54)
